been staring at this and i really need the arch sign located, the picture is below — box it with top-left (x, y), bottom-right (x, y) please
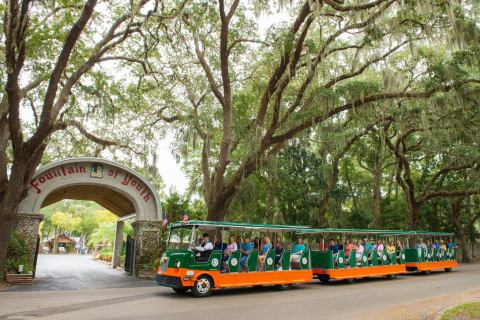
top-left (18, 157), bottom-right (162, 221)
top-left (13, 157), bottom-right (163, 277)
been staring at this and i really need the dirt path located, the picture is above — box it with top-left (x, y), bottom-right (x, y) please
top-left (372, 288), bottom-right (480, 320)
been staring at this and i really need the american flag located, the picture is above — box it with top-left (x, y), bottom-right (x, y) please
top-left (162, 217), bottom-right (168, 226)
top-left (182, 214), bottom-right (189, 224)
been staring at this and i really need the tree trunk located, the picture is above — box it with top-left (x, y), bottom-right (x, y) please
top-left (372, 163), bottom-right (382, 228)
top-left (410, 202), bottom-right (420, 230)
top-left (449, 197), bottom-right (469, 263)
top-left (207, 196), bottom-right (233, 221)
top-left (0, 214), bottom-right (16, 281)
top-left (317, 201), bottom-right (327, 228)
top-left (0, 161), bottom-right (33, 282)
top-left (459, 232), bottom-right (470, 263)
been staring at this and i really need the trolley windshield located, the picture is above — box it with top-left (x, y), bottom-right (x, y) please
top-left (167, 225), bottom-right (195, 250)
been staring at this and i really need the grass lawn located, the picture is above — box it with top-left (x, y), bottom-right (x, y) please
top-left (441, 302), bottom-right (480, 320)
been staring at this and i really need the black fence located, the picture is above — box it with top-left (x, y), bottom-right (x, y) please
top-left (124, 235), bottom-right (134, 275)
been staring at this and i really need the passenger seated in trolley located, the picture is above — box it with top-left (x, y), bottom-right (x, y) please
top-left (447, 238), bottom-right (458, 250)
top-left (426, 239), bottom-right (432, 250)
top-left (396, 240), bottom-right (403, 253)
top-left (328, 239), bottom-right (339, 256)
top-left (214, 234), bottom-right (227, 253)
top-left (375, 240), bottom-right (384, 258)
top-left (440, 240), bottom-right (447, 252)
top-left (344, 239), bottom-right (354, 260)
top-left (363, 238), bottom-right (374, 252)
top-left (387, 241), bottom-right (395, 263)
top-left (258, 237), bottom-right (272, 271)
top-left (239, 236), bottom-right (253, 272)
top-left (274, 238), bottom-right (283, 267)
top-left (192, 232), bottom-right (213, 262)
top-left (221, 235), bottom-right (238, 272)
top-left (355, 240), bottom-right (364, 260)
top-left (291, 237), bottom-right (306, 263)
top-left (336, 239), bottom-right (344, 251)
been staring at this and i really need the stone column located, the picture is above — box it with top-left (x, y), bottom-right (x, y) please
top-left (11, 213), bottom-right (43, 275)
top-left (131, 220), bottom-right (164, 276)
top-left (112, 220), bottom-right (125, 268)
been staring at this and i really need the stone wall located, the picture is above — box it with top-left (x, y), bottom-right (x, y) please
top-left (11, 213), bottom-right (42, 274)
top-left (132, 220), bottom-right (165, 276)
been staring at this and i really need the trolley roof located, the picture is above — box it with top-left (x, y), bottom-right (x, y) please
top-left (300, 228), bottom-right (454, 237)
top-left (169, 220), bottom-right (310, 232)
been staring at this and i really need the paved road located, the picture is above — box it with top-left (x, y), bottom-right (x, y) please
top-left (8, 254), bottom-right (155, 292)
top-left (1, 255), bottom-right (479, 320)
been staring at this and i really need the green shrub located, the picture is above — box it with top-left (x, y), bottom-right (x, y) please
top-left (97, 248), bottom-right (113, 262)
top-left (5, 232), bottom-right (32, 273)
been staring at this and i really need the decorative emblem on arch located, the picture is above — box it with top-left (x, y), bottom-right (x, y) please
top-left (90, 163), bottom-right (103, 178)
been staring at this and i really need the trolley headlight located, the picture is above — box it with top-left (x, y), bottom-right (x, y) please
top-left (175, 260), bottom-right (181, 268)
top-left (184, 270), bottom-right (194, 280)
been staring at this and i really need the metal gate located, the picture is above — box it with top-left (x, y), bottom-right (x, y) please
top-left (32, 235), bottom-right (40, 278)
top-left (124, 235), bottom-right (134, 275)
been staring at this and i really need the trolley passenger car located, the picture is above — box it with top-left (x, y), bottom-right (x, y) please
top-left (155, 220), bottom-right (312, 297)
top-left (402, 231), bottom-right (458, 273)
top-left (303, 228), bottom-right (407, 283)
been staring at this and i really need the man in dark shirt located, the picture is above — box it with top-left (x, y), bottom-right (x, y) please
top-left (328, 239), bottom-right (339, 254)
top-left (337, 239), bottom-right (344, 251)
top-left (214, 234), bottom-right (227, 253)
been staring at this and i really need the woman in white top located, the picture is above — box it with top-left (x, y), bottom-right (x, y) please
top-left (355, 240), bottom-right (364, 259)
top-left (376, 240), bottom-right (384, 257)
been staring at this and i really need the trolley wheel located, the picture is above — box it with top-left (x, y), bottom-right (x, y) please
top-left (318, 275), bottom-right (330, 284)
top-left (172, 287), bottom-right (189, 294)
top-left (386, 274), bottom-right (397, 280)
top-left (343, 278), bottom-right (355, 284)
top-left (192, 276), bottom-right (213, 298)
top-left (423, 270), bottom-right (431, 275)
top-left (276, 284), bottom-right (292, 291)
top-left (444, 268), bottom-right (452, 272)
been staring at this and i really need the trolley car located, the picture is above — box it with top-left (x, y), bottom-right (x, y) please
top-left (302, 228), bottom-right (407, 283)
top-left (402, 231), bottom-right (458, 273)
top-left (155, 220), bottom-right (312, 297)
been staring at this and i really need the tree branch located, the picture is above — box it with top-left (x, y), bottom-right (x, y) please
top-left (52, 120), bottom-right (142, 154)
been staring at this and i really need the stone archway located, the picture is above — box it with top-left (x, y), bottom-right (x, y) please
top-left (14, 157), bottom-right (164, 277)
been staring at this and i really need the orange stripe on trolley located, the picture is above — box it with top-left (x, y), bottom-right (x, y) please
top-left (313, 265), bottom-right (406, 280)
top-left (405, 260), bottom-right (458, 271)
top-left (159, 268), bottom-right (313, 288)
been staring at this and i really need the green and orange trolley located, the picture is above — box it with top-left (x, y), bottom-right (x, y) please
top-left (155, 221), bottom-right (459, 297)
top-left (155, 220), bottom-right (312, 297)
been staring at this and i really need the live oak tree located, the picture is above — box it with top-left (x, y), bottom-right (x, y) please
top-left (147, 0), bottom-right (480, 220)
top-left (0, 0), bottom-right (182, 282)
top-left (384, 90), bottom-right (480, 229)
top-left (449, 195), bottom-right (480, 263)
